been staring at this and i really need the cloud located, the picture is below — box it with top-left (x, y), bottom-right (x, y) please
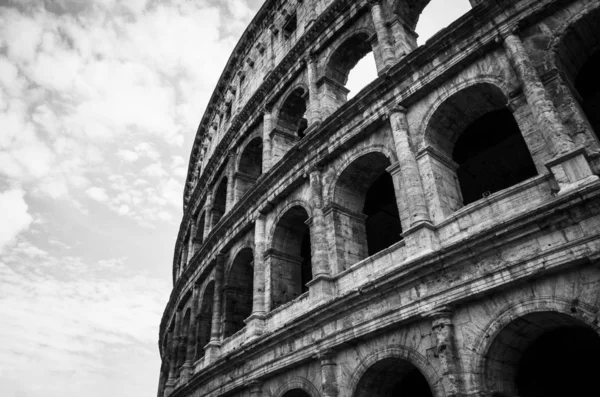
top-left (0, 189), bottom-right (33, 252)
top-left (85, 186), bottom-right (109, 202)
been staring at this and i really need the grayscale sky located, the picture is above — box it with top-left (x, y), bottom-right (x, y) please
top-left (0, 1), bottom-right (470, 396)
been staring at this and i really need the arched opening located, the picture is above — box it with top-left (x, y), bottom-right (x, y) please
top-left (426, 83), bottom-right (537, 209)
top-left (177, 309), bottom-right (191, 370)
top-left (277, 87), bottom-right (308, 139)
top-left (223, 248), bottom-right (254, 338)
top-left (270, 205), bottom-right (312, 309)
top-left (484, 311), bottom-right (600, 397)
top-left (196, 211), bottom-right (206, 245)
top-left (195, 282), bottom-right (214, 360)
top-left (212, 177), bottom-right (227, 227)
top-left (236, 137), bottom-right (263, 199)
top-left (354, 358), bottom-right (433, 397)
top-left (282, 389), bottom-right (310, 397)
top-left (333, 152), bottom-right (402, 270)
top-left (575, 50), bottom-right (600, 140)
top-left (414, 0), bottom-right (472, 45)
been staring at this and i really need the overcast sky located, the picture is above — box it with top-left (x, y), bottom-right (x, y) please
top-left (0, 1), bottom-right (470, 396)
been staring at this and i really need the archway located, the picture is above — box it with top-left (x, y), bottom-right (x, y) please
top-left (212, 177), bottom-right (228, 227)
top-left (196, 211), bottom-right (206, 245)
top-left (484, 311), bottom-right (600, 397)
top-left (282, 389), bottom-right (310, 397)
top-left (177, 309), bottom-right (191, 370)
top-left (354, 357), bottom-right (433, 397)
top-left (333, 152), bottom-right (402, 270)
top-left (223, 248), bottom-right (254, 338)
top-left (237, 137), bottom-right (263, 199)
top-left (426, 83), bottom-right (537, 208)
top-left (277, 87), bottom-right (308, 139)
top-left (195, 281), bottom-right (214, 360)
top-left (270, 205), bottom-right (312, 309)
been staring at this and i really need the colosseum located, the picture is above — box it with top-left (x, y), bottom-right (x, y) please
top-left (157, 0), bottom-right (600, 396)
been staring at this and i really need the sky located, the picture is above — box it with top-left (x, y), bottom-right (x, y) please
top-left (0, 1), bottom-right (470, 396)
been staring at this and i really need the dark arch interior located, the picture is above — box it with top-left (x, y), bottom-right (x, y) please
top-left (195, 282), bottom-right (214, 360)
top-left (363, 172), bottom-right (403, 255)
top-left (223, 248), bottom-right (254, 338)
top-left (354, 358), bottom-right (433, 397)
top-left (516, 326), bottom-right (600, 397)
top-left (212, 178), bottom-right (227, 227)
top-left (282, 389), bottom-right (310, 397)
top-left (575, 50), bottom-right (600, 140)
top-left (453, 109), bottom-right (538, 205)
top-left (327, 33), bottom-right (373, 87)
top-left (271, 206), bottom-right (312, 309)
top-left (278, 88), bottom-right (308, 138)
top-left (177, 310), bottom-right (191, 368)
top-left (196, 212), bottom-right (205, 244)
top-left (239, 137), bottom-right (263, 178)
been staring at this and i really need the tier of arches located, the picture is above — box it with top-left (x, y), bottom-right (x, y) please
top-left (162, 297), bottom-right (600, 397)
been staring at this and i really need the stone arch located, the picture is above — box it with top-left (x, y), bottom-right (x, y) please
top-left (349, 346), bottom-right (443, 397)
top-left (267, 201), bottom-right (313, 310)
top-left (223, 246), bottom-right (254, 338)
top-left (236, 135), bottom-right (263, 200)
top-left (324, 29), bottom-right (375, 86)
top-left (471, 297), bottom-right (600, 396)
top-left (196, 210), bottom-right (206, 246)
top-left (548, 3), bottom-right (600, 141)
top-left (273, 376), bottom-right (321, 397)
top-left (274, 84), bottom-right (310, 139)
top-left (328, 148), bottom-right (402, 270)
top-left (422, 80), bottom-right (537, 207)
top-left (177, 308), bottom-right (192, 369)
top-left (195, 280), bottom-right (215, 360)
top-left (212, 175), bottom-right (228, 227)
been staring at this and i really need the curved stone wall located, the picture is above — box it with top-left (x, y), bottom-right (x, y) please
top-left (158, 0), bottom-right (600, 396)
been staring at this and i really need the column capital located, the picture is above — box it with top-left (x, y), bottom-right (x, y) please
top-left (427, 306), bottom-right (454, 329)
top-left (388, 104), bottom-right (408, 117)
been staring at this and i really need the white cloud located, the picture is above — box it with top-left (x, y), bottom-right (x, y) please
top-left (0, 189), bottom-right (33, 252)
top-left (86, 186), bottom-right (108, 202)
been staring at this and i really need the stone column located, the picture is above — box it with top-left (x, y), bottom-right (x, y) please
top-left (306, 53), bottom-right (322, 125)
top-left (164, 311), bottom-right (182, 396)
top-left (180, 285), bottom-right (200, 383)
top-left (262, 108), bottom-right (274, 172)
top-left (369, 0), bottom-right (395, 71)
top-left (226, 161), bottom-right (236, 211)
top-left (388, 106), bottom-right (438, 255)
top-left (306, 168), bottom-right (334, 299)
top-left (246, 214), bottom-right (267, 337)
top-left (319, 350), bottom-right (339, 397)
top-left (503, 31), bottom-right (597, 192)
top-left (187, 224), bottom-right (197, 261)
top-left (205, 254), bottom-right (225, 362)
top-left (204, 193), bottom-right (213, 238)
top-left (305, 0), bottom-right (317, 26)
top-left (428, 307), bottom-right (464, 397)
top-left (248, 381), bottom-right (263, 397)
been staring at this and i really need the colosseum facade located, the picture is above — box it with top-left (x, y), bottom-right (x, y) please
top-left (158, 0), bottom-right (600, 396)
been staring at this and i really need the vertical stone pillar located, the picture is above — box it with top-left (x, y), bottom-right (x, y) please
top-left (246, 214), bottom-right (267, 337)
top-left (319, 350), bottom-right (339, 397)
top-left (262, 108), bottom-right (274, 172)
top-left (204, 193), bottom-right (213, 238)
top-left (306, 168), bottom-right (334, 299)
top-left (226, 161), bottom-right (236, 212)
top-left (388, 106), bottom-right (438, 255)
top-left (503, 31), bottom-right (597, 192)
top-left (306, 53), bottom-right (322, 125)
top-left (306, 0), bottom-right (317, 25)
top-left (369, 0), bottom-right (395, 71)
top-left (187, 224), bottom-right (197, 261)
top-left (248, 381), bottom-right (263, 397)
top-left (428, 307), bottom-right (464, 397)
top-left (180, 286), bottom-right (200, 382)
top-left (205, 254), bottom-right (224, 362)
top-left (164, 311), bottom-right (182, 396)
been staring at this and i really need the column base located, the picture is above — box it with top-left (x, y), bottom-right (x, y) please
top-left (401, 221), bottom-right (439, 258)
top-left (163, 379), bottom-right (175, 397)
top-left (204, 340), bottom-right (221, 364)
top-left (179, 361), bottom-right (193, 383)
top-left (306, 274), bottom-right (335, 303)
top-left (546, 147), bottom-right (599, 195)
top-left (245, 313), bottom-right (266, 338)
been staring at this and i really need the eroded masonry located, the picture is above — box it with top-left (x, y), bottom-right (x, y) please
top-left (158, 0), bottom-right (600, 396)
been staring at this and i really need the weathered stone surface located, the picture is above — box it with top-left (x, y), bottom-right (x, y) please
top-left (158, 1), bottom-right (600, 397)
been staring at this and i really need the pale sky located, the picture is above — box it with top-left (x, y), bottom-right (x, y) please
top-left (0, 1), bottom-right (470, 396)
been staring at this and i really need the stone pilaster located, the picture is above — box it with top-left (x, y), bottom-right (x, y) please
top-left (164, 311), bottom-right (182, 396)
top-left (246, 214), bottom-right (267, 337)
top-left (306, 53), bottom-right (322, 125)
top-left (204, 193), bottom-right (213, 238)
top-left (369, 0), bottom-right (395, 71)
top-left (503, 31), bottom-right (598, 193)
top-left (306, 168), bottom-right (335, 299)
top-left (428, 307), bottom-right (464, 397)
top-left (205, 254), bottom-right (225, 363)
top-left (319, 350), bottom-right (339, 397)
top-left (262, 108), bottom-right (274, 172)
top-left (187, 224), bottom-right (197, 261)
top-left (248, 380), bottom-right (263, 397)
top-left (226, 162), bottom-right (236, 212)
top-left (180, 285), bottom-right (200, 383)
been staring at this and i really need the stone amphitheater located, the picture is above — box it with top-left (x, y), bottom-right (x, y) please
top-left (157, 0), bottom-right (600, 396)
